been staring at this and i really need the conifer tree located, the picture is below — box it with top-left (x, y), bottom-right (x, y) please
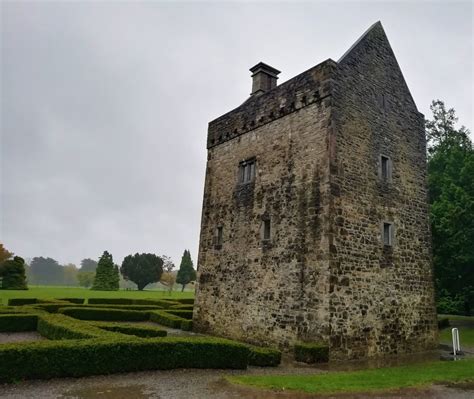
top-left (1, 256), bottom-right (28, 290)
top-left (92, 251), bottom-right (119, 291)
top-left (176, 249), bottom-right (196, 292)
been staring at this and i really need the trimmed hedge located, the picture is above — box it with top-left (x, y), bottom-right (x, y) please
top-left (8, 298), bottom-right (37, 306)
top-left (37, 314), bottom-right (116, 340)
top-left (294, 342), bottom-right (329, 363)
top-left (0, 314), bottom-right (38, 332)
top-left (87, 298), bottom-right (178, 308)
top-left (91, 322), bottom-right (167, 338)
top-left (247, 344), bottom-right (282, 367)
top-left (59, 307), bottom-right (149, 322)
top-left (0, 336), bottom-right (249, 381)
top-left (170, 304), bottom-right (194, 310)
top-left (56, 298), bottom-right (85, 304)
top-left (166, 309), bottom-right (193, 320)
top-left (173, 298), bottom-right (194, 305)
top-left (150, 310), bottom-right (192, 330)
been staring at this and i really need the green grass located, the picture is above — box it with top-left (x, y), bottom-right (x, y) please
top-left (229, 359), bottom-right (474, 394)
top-left (438, 314), bottom-right (474, 347)
top-left (0, 285), bottom-right (194, 305)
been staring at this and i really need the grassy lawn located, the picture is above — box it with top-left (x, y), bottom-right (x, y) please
top-left (0, 285), bottom-right (194, 305)
top-left (229, 358), bottom-right (474, 395)
top-left (439, 314), bottom-right (474, 347)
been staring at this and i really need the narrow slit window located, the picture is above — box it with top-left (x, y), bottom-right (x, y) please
top-left (216, 226), bottom-right (223, 247)
top-left (383, 222), bottom-right (393, 246)
top-left (380, 155), bottom-right (391, 182)
top-left (263, 219), bottom-right (271, 241)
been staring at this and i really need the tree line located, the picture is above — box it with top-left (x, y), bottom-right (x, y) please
top-left (0, 246), bottom-right (196, 292)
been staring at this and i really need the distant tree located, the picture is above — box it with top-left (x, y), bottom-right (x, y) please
top-left (176, 250), bottom-right (196, 292)
top-left (80, 258), bottom-right (98, 272)
top-left (92, 251), bottom-right (119, 291)
top-left (0, 256), bottom-right (28, 290)
top-left (77, 271), bottom-right (95, 288)
top-left (120, 253), bottom-right (164, 291)
top-left (29, 257), bottom-right (64, 285)
top-left (0, 243), bottom-right (13, 267)
top-left (63, 263), bottom-right (79, 286)
top-left (160, 255), bottom-right (175, 295)
top-left (426, 100), bottom-right (474, 315)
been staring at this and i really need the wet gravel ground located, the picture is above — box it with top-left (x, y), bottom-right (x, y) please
top-left (0, 331), bottom-right (45, 344)
top-left (1, 367), bottom-right (473, 399)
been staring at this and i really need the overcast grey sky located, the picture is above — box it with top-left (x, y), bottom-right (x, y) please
top-left (1, 1), bottom-right (472, 268)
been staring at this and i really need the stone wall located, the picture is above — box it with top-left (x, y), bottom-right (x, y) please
top-left (194, 22), bottom-right (438, 359)
top-left (194, 60), bottom-right (335, 348)
top-left (329, 22), bottom-right (438, 359)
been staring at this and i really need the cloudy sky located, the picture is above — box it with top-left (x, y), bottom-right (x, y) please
top-left (1, 1), bottom-right (472, 268)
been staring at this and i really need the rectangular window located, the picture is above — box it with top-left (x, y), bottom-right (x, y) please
top-left (263, 219), bottom-right (271, 241)
top-left (239, 159), bottom-right (256, 184)
top-left (383, 222), bottom-right (393, 246)
top-left (380, 155), bottom-right (391, 182)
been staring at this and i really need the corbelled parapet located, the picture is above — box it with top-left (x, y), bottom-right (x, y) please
top-left (207, 59), bottom-right (337, 149)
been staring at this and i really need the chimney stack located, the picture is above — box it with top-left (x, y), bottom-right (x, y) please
top-left (249, 62), bottom-right (280, 96)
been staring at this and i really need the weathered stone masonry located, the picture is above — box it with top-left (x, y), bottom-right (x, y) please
top-left (193, 22), bottom-right (438, 360)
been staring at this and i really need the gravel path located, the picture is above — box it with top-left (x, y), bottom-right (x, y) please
top-left (0, 331), bottom-right (45, 344)
top-left (1, 367), bottom-right (473, 399)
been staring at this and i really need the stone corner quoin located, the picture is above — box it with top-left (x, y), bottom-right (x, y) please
top-left (192, 21), bottom-right (438, 360)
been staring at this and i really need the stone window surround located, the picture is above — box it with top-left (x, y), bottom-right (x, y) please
top-left (381, 221), bottom-right (395, 247)
top-left (379, 154), bottom-right (392, 183)
top-left (261, 217), bottom-right (271, 242)
top-left (238, 157), bottom-right (256, 184)
top-left (214, 225), bottom-right (223, 250)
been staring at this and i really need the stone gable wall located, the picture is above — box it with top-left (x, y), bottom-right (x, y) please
top-left (329, 23), bottom-right (438, 359)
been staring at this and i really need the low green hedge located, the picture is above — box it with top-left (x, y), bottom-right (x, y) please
top-left (150, 310), bottom-right (192, 330)
top-left (91, 322), bottom-right (167, 338)
top-left (170, 304), bottom-right (194, 310)
top-left (59, 307), bottom-right (150, 322)
top-left (166, 309), bottom-right (193, 320)
top-left (87, 298), bottom-right (178, 308)
top-left (56, 298), bottom-right (85, 304)
top-left (8, 298), bottom-right (37, 306)
top-left (37, 314), bottom-right (116, 340)
top-left (294, 342), bottom-right (329, 363)
top-left (0, 314), bottom-right (38, 332)
top-left (247, 344), bottom-right (282, 367)
top-left (0, 336), bottom-right (249, 381)
top-left (173, 298), bottom-right (194, 305)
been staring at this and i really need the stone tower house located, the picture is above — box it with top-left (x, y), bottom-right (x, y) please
top-left (193, 22), bottom-right (438, 360)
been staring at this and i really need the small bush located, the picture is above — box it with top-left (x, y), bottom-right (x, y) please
top-left (150, 310), bottom-right (191, 330)
top-left (247, 344), bottom-right (282, 367)
top-left (0, 336), bottom-right (249, 381)
top-left (59, 307), bottom-right (149, 322)
top-left (294, 342), bottom-right (329, 363)
top-left (8, 298), bottom-right (37, 306)
top-left (438, 317), bottom-right (450, 329)
top-left (0, 314), bottom-right (38, 332)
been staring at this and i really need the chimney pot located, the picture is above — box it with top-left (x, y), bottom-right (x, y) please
top-left (249, 62), bottom-right (280, 96)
